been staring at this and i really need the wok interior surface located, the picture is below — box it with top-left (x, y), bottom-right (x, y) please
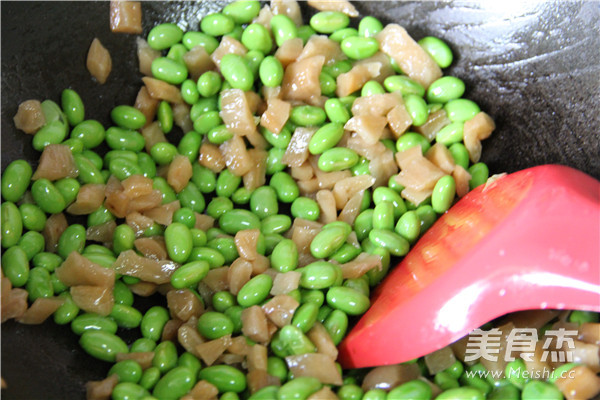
top-left (1, 1), bottom-right (598, 398)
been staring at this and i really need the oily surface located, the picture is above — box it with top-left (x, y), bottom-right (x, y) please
top-left (1, 1), bottom-right (599, 399)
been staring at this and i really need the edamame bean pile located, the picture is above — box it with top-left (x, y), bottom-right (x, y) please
top-left (3, 1), bottom-right (597, 399)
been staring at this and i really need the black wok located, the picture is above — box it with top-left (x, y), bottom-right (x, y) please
top-left (1, 1), bottom-right (599, 399)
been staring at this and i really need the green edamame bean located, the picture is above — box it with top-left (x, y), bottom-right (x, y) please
top-left (330, 243), bottom-right (361, 263)
top-left (61, 89), bottom-right (85, 126)
top-left (325, 98), bottom-right (351, 124)
top-left (469, 162), bottom-right (489, 190)
top-left (106, 127), bottom-right (145, 152)
top-left (416, 204), bottom-right (437, 233)
top-left (270, 14), bottom-right (297, 47)
top-left (212, 291), bottom-right (236, 312)
top-left (181, 79), bottom-right (200, 105)
top-left (373, 187), bottom-right (407, 219)
top-left (329, 27), bottom-right (358, 43)
top-left (152, 366), bottom-right (196, 400)
top-left (427, 76), bottom-right (465, 104)
top-left (432, 175), bottom-right (456, 213)
top-left (32, 120), bottom-right (68, 151)
top-left (270, 239), bottom-right (298, 272)
top-left (383, 75), bottom-right (425, 97)
top-left (1, 245), bottom-right (29, 287)
top-left (44, 258), bottom-right (72, 289)
top-left (266, 147), bottom-right (287, 175)
top-left (444, 99), bottom-right (480, 122)
top-left (404, 94), bottom-right (429, 126)
top-left (290, 197), bottom-right (320, 221)
top-left (109, 360), bottom-right (143, 384)
top-left (317, 305), bottom-right (333, 323)
top-left (220, 54), bottom-right (254, 92)
top-left (178, 182), bottom-right (206, 214)
top-left (270, 172), bottom-right (299, 203)
top-left (19, 203), bottom-right (47, 232)
top-left (387, 379), bottom-right (432, 400)
top-left (216, 169), bottom-right (241, 198)
top-left (418, 36), bottom-right (453, 68)
top-left (70, 120), bottom-right (105, 149)
top-left (354, 209), bottom-right (374, 241)
top-left (278, 325), bottom-right (316, 355)
top-left (340, 36), bottom-right (379, 60)
top-left (344, 277), bottom-right (370, 297)
top-left (182, 31), bottom-right (219, 53)
top-left (361, 80), bottom-right (385, 96)
top-left (110, 304), bottom-right (143, 329)
top-left (164, 222), bottom-right (192, 263)
top-left (262, 126), bottom-right (292, 149)
top-left (260, 213), bottom-right (292, 234)
top-left (396, 132), bottom-right (431, 154)
top-left (351, 156), bottom-right (370, 177)
top-left (87, 205), bottom-right (114, 227)
top-left (177, 352), bottom-right (201, 377)
top-left (111, 105), bottom-right (147, 130)
top-left (395, 210), bottom-right (421, 243)
top-left (18, 231), bottom-right (45, 260)
top-left (81, 150), bottom-right (103, 171)
top-left (201, 12), bottom-right (234, 36)
top-left (231, 187), bottom-right (252, 205)
top-left (436, 122), bottom-right (464, 146)
top-left (197, 71), bottom-right (223, 98)
top-left (57, 224), bottom-right (86, 259)
top-left (338, 384), bottom-right (363, 400)
top-left (388, 174), bottom-right (404, 194)
top-left (113, 224), bottom-right (135, 255)
top-left (310, 226), bottom-right (348, 259)
top-left (171, 260), bottom-right (209, 289)
top-left (326, 286), bottom-right (370, 315)
top-left (50, 272), bottom-right (68, 294)
top-left (138, 367), bottom-right (161, 391)
top-left (488, 384), bottom-right (520, 400)
top-left (199, 365), bottom-right (247, 393)
top-left (156, 101), bottom-right (173, 134)
top-left (152, 340), bottom-right (178, 373)
top-left (310, 11), bottom-right (349, 33)
top-left (32, 252), bottom-right (62, 272)
top-left (296, 24), bottom-right (316, 44)
top-left (320, 72), bottom-right (337, 96)
top-left (300, 261), bottom-right (340, 289)
top-left (198, 311), bottom-right (234, 339)
top-left (2, 160), bottom-right (32, 202)
top-left (177, 131), bottom-right (202, 163)
top-left (218, 209), bottom-right (260, 235)
top-left (372, 201), bottom-right (394, 230)
top-left (436, 388), bottom-right (485, 400)
top-left (109, 157), bottom-right (142, 181)
top-left (104, 149), bottom-right (138, 166)
top-left (72, 313), bottom-right (118, 335)
top-left (223, 0), bottom-right (260, 24)
top-left (292, 302), bottom-right (319, 332)
top-left (363, 389), bottom-right (387, 400)
top-left (434, 371), bottom-right (460, 391)
top-left (290, 105), bottom-right (326, 127)
top-left (309, 123), bottom-right (344, 155)
top-left (277, 376), bottom-right (321, 400)
top-left (358, 16), bottom-right (383, 37)
top-left (31, 179), bottom-right (66, 214)
top-left (113, 280), bottom-right (134, 307)
top-left (242, 23), bottom-right (272, 54)
top-left (569, 310), bottom-right (599, 324)
top-left (449, 143), bottom-right (470, 170)
top-left (79, 330), bottom-right (128, 362)
top-left (1, 202), bottom-right (23, 249)
top-left (224, 305), bottom-right (244, 334)
top-left (300, 289), bottom-right (325, 307)
top-left (189, 247), bottom-right (225, 269)
top-left (266, 357), bottom-right (287, 384)
top-left (190, 228), bottom-right (208, 247)
top-left (83, 253), bottom-right (116, 269)
top-left (172, 207), bottom-right (196, 229)
top-left (53, 292), bottom-right (79, 325)
top-left (112, 382), bottom-right (149, 400)
top-left (250, 186), bottom-right (278, 219)
top-left (141, 306), bottom-right (170, 341)
top-left (369, 229), bottom-right (410, 256)
top-left (193, 111), bottom-right (222, 135)
top-left (130, 338), bottom-right (157, 353)
top-left (166, 43), bottom-right (187, 64)
top-left (237, 274), bottom-right (272, 307)
top-left (148, 23), bottom-right (184, 50)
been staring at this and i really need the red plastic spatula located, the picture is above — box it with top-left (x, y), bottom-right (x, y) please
top-left (338, 165), bottom-right (600, 368)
